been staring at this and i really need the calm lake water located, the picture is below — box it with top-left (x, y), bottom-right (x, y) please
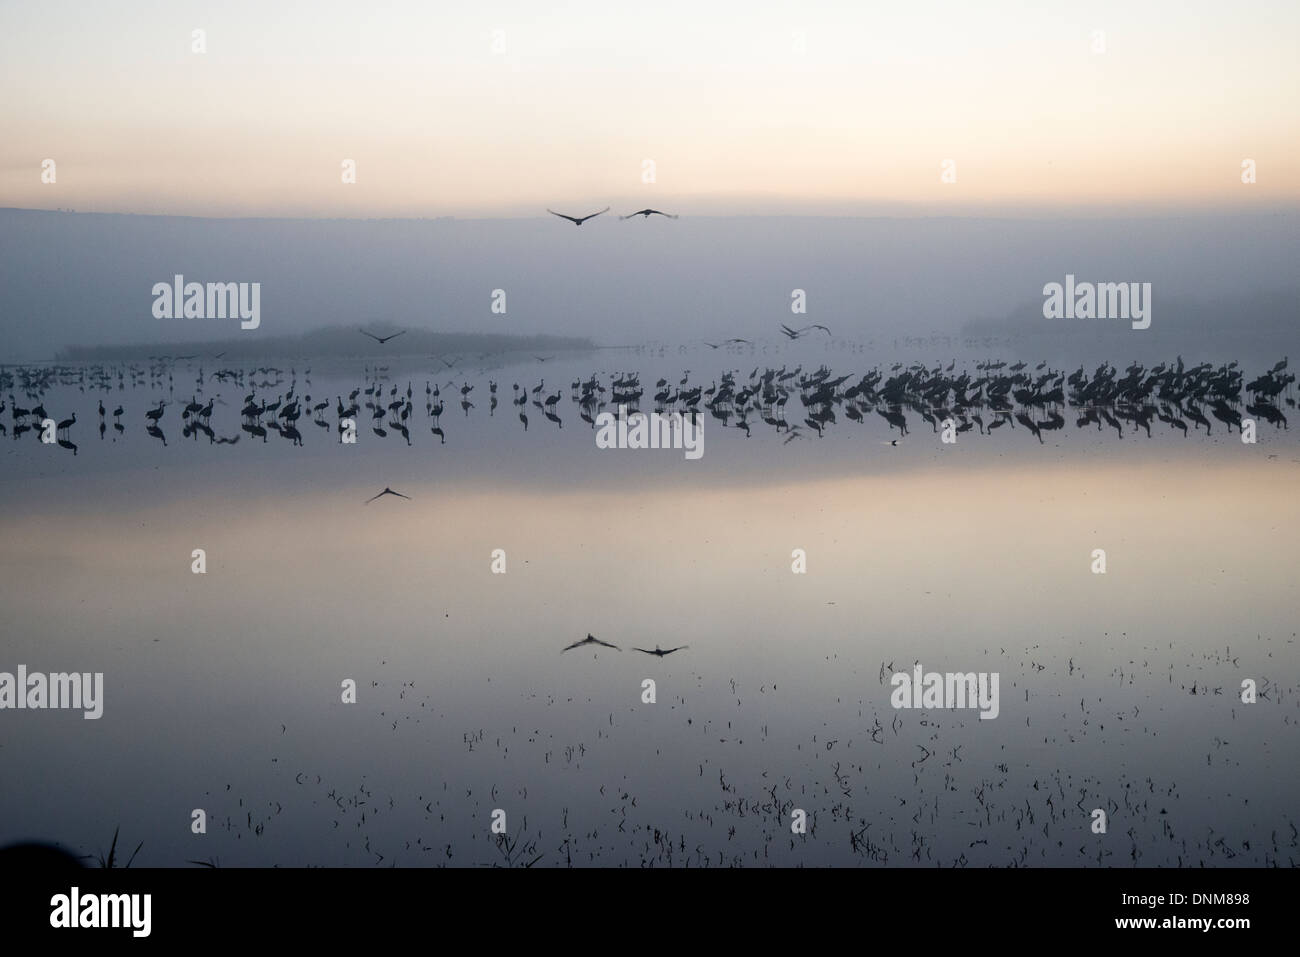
top-left (1, 351), bottom-right (1297, 866)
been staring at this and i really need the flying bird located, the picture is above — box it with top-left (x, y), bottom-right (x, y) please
top-left (631, 645), bottom-right (689, 657)
top-left (360, 330), bottom-right (407, 344)
top-left (783, 323), bottom-right (832, 339)
top-left (364, 487), bottom-right (411, 504)
top-left (620, 209), bottom-right (678, 220)
top-left (547, 207), bottom-right (609, 226)
top-left (562, 633), bottom-right (621, 653)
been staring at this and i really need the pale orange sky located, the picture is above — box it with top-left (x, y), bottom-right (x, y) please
top-left (1, 0), bottom-right (1297, 217)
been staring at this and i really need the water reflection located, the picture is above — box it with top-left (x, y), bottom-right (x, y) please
top-left (1, 458), bottom-right (1296, 866)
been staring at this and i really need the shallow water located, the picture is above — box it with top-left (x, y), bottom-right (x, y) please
top-left (1, 354), bottom-right (1298, 867)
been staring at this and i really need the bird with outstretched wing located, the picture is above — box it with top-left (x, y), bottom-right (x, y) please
top-left (620, 209), bottom-right (678, 220)
top-left (361, 329), bottom-right (406, 344)
top-left (562, 633), bottom-right (621, 653)
top-left (364, 487), bottom-right (411, 504)
top-left (547, 207), bottom-right (609, 226)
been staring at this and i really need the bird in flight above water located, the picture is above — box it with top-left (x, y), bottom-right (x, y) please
top-left (361, 329), bottom-right (406, 344)
top-left (547, 207), bottom-right (609, 226)
top-left (364, 487), bottom-right (411, 504)
top-left (631, 645), bottom-right (689, 657)
top-left (620, 209), bottom-right (678, 220)
top-left (562, 633), bottom-right (621, 653)
top-left (781, 323), bottom-right (832, 339)
top-left (533, 355), bottom-right (554, 363)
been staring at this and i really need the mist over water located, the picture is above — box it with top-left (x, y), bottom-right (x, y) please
top-left (2, 208), bottom-right (1297, 361)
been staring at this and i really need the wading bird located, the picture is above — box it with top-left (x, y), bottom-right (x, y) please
top-left (632, 645), bottom-right (689, 656)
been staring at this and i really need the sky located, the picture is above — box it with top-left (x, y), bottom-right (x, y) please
top-left (1, 0), bottom-right (1298, 217)
top-left (1, 2), bottom-right (1296, 358)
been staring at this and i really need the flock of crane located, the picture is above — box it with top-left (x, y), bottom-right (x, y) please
top-left (2, 351), bottom-right (1291, 455)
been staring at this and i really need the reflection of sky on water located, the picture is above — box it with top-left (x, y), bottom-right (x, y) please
top-left (2, 412), bottom-right (1297, 865)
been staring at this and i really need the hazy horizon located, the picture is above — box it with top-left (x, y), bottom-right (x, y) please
top-left (2, 207), bottom-right (1296, 361)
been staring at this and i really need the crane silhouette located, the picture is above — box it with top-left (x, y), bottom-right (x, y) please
top-left (547, 207), bottom-right (609, 226)
top-left (781, 323), bottom-right (832, 339)
top-left (561, 634), bottom-right (621, 653)
top-left (360, 329), bottom-right (406, 344)
top-left (364, 487), bottom-right (411, 504)
top-left (631, 645), bottom-right (689, 656)
top-left (620, 209), bottom-right (678, 220)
